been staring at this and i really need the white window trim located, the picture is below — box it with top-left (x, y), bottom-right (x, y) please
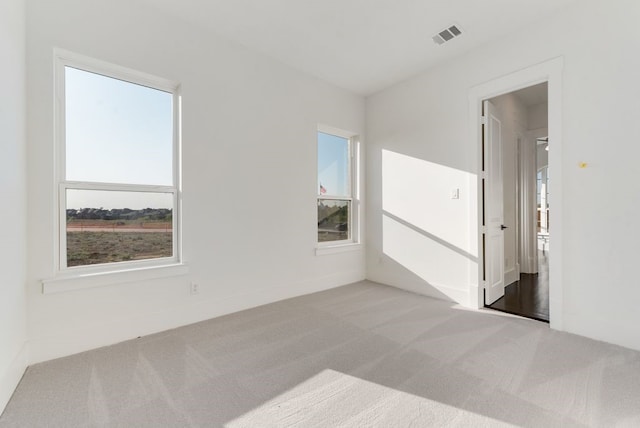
top-left (316, 124), bottom-right (361, 253)
top-left (50, 49), bottom-right (185, 284)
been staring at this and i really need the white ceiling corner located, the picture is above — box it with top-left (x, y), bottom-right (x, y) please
top-left (136, 0), bottom-right (578, 96)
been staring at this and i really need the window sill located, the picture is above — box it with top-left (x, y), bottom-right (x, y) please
top-left (315, 243), bottom-right (362, 256)
top-left (41, 263), bottom-right (189, 294)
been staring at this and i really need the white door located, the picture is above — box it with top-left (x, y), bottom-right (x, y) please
top-left (484, 100), bottom-right (505, 304)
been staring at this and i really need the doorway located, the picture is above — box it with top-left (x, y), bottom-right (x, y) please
top-left (469, 57), bottom-right (564, 330)
top-left (482, 83), bottom-right (549, 322)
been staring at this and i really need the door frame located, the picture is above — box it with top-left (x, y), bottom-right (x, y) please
top-left (468, 57), bottom-right (564, 330)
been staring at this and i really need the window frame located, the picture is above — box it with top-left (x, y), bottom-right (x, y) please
top-left (54, 49), bottom-right (182, 275)
top-left (316, 124), bottom-right (360, 248)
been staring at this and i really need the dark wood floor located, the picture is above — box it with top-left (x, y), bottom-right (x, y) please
top-left (487, 251), bottom-right (549, 322)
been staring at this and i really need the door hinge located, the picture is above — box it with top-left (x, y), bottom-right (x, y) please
top-left (481, 115), bottom-right (488, 125)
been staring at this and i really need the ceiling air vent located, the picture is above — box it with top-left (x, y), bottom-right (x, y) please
top-left (432, 25), bottom-right (463, 45)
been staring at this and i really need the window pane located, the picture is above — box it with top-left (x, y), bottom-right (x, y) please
top-left (65, 66), bottom-right (173, 185)
top-left (318, 132), bottom-right (349, 197)
top-left (318, 199), bottom-right (350, 242)
top-left (66, 189), bottom-right (173, 267)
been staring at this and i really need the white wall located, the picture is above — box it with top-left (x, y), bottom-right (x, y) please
top-left (366, 0), bottom-right (640, 350)
top-left (26, 0), bottom-right (365, 363)
top-left (529, 102), bottom-right (549, 131)
top-left (0, 0), bottom-right (28, 413)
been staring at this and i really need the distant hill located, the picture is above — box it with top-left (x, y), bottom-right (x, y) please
top-left (66, 207), bottom-right (172, 222)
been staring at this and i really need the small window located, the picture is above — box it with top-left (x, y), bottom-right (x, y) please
top-left (56, 52), bottom-right (181, 271)
top-left (317, 128), bottom-right (358, 244)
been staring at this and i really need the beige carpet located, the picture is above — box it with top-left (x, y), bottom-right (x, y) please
top-left (2, 280), bottom-right (640, 427)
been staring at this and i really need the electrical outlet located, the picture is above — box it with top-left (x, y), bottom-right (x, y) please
top-left (190, 282), bottom-right (199, 295)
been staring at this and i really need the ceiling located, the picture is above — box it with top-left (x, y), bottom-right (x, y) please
top-left (138, 0), bottom-right (578, 96)
top-left (513, 82), bottom-right (548, 107)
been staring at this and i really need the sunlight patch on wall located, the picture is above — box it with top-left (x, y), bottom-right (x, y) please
top-left (382, 149), bottom-right (473, 254)
top-left (383, 214), bottom-right (471, 302)
top-left (380, 149), bottom-right (479, 302)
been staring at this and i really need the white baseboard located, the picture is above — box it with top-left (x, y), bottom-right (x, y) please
top-left (0, 342), bottom-right (28, 415)
top-left (28, 270), bottom-right (365, 364)
top-left (563, 313), bottom-right (640, 352)
top-left (366, 270), bottom-right (470, 306)
top-left (505, 267), bottom-right (518, 286)
top-left (469, 284), bottom-right (480, 308)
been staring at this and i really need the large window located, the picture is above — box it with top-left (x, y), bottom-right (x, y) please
top-left (56, 52), bottom-right (180, 271)
top-left (317, 128), bottom-right (358, 244)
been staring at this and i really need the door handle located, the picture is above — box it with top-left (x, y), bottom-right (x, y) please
top-left (501, 225), bottom-right (508, 230)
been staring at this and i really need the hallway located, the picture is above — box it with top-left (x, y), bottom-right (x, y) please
top-left (487, 250), bottom-right (549, 322)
